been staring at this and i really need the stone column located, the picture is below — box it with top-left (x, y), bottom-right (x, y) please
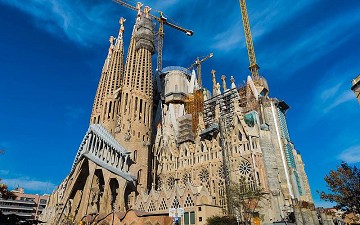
top-left (326, 214), bottom-right (334, 225)
top-left (320, 212), bottom-right (328, 225)
top-left (294, 205), bottom-right (304, 225)
top-left (99, 170), bottom-right (112, 215)
top-left (311, 210), bottom-right (320, 225)
top-left (304, 208), bottom-right (315, 225)
top-left (75, 161), bottom-right (97, 221)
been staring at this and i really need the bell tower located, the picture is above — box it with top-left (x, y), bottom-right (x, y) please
top-left (90, 18), bottom-right (125, 135)
top-left (116, 5), bottom-right (155, 190)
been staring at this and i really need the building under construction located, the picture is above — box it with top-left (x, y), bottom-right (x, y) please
top-left (40, 1), bottom-right (319, 225)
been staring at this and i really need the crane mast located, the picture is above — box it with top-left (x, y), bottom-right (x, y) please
top-left (157, 13), bottom-right (166, 72)
top-left (112, 0), bottom-right (193, 72)
top-left (239, 0), bottom-right (259, 80)
top-left (188, 53), bottom-right (213, 88)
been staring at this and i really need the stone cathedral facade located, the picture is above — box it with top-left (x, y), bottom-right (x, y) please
top-left (41, 6), bottom-right (317, 225)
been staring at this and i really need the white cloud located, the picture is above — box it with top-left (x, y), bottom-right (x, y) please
top-left (338, 145), bottom-right (360, 164)
top-left (249, 0), bottom-right (320, 38)
top-left (323, 90), bottom-right (355, 113)
top-left (262, 8), bottom-right (360, 75)
top-left (212, 21), bottom-right (244, 51)
top-left (320, 83), bottom-right (342, 102)
top-left (294, 61), bottom-right (359, 129)
top-left (0, 0), bottom-right (114, 46)
top-left (2, 177), bottom-right (56, 194)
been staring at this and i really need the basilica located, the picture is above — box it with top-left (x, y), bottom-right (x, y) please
top-left (40, 4), bottom-right (319, 225)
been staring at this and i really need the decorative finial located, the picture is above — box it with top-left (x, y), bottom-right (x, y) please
top-left (109, 36), bottom-right (114, 44)
top-left (216, 83), bottom-right (221, 96)
top-left (211, 70), bottom-right (217, 96)
top-left (108, 36), bottom-right (114, 54)
top-left (230, 76), bottom-right (236, 89)
top-left (119, 17), bottom-right (126, 37)
top-left (136, 2), bottom-right (143, 20)
top-left (221, 75), bottom-right (227, 91)
top-left (211, 70), bottom-right (216, 84)
top-left (136, 2), bottom-right (143, 10)
top-left (144, 6), bottom-right (151, 17)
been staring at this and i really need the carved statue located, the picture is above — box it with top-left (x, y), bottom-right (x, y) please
top-left (89, 186), bottom-right (100, 214)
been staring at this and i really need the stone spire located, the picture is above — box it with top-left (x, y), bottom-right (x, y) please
top-left (211, 70), bottom-right (217, 97)
top-left (90, 18), bottom-right (125, 135)
top-left (221, 75), bottom-right (227, 91)
top-left (230, 76), bottom-right (236, 89)
top-left (116, 9), bottom-right (155, 189)
top-left (90, 36), bottom-right (115, 124)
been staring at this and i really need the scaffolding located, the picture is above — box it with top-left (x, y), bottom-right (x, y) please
top-left (177, 114), bottom-right (194, 144)
top-left (184, 89), bottom-right (204, 134)
top-left (238, 83), bottom-right (259, 113)
top-left (201, 88), bottom-right (239, 138)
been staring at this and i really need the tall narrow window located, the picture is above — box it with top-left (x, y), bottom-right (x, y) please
top-left (103, 102), bottom-right (107, 120)
top-left (133, 150), bottom-right (137, 162)
top-left (139, 99), bottom-right (143, 120)
top-left (108, 101), bottom-right (112, 119)
top-left (137, 169), bottom-right (142, 184)
top-left (144, 102), bottom-right (147, 123)
top-left (124, 93), bottom-right (128, 113)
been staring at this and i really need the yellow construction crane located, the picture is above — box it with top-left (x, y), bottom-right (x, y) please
top-left (239, 0), bottom-right (269, 96)
top-left (239, 0), bottom-right (259, 80)
top-left (112, 0), bottom-right (193, 72)
top-left (187, 53), bottom-right (213, 88)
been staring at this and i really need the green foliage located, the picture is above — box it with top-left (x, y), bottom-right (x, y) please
top-left (60, 214), bottom-right (74, 225)
top-left (0, 178), bottom-right (14, 199)
top-left (318, 162), bottom-right (360, 214)
top-left (227, 179), bottom-right (267, 223)
top-left (206, 215), bottom-right (238, 225)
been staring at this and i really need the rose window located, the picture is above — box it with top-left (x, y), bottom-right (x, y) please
top-left (167, 176), bottom-right (175, 189)
top-left (199, 168), bottom-right (209, 183)
top-left (239, 160), bottom-right (252, 175)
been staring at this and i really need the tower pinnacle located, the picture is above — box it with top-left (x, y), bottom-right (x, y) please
top-left (118, 17), bottom-right (125, 39)
top-left (90, 19), bottom-right (125, 134)
top-left (211, 69), bottom-right (217, 96)
top-left (221, 75), bottom-right (227, 91)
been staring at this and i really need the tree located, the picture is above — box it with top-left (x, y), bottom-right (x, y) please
top-left (318, 162), bottom-right (360, 214)
top-left (206, 215), bottom-right (238, 225)
top-left (227, 179), bottom-right (267, 224)
top-left (0, 178), bottom-right (14, 199)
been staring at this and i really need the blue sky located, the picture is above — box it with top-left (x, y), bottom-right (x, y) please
top-left (0, 0), bottom-right (359, 208)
